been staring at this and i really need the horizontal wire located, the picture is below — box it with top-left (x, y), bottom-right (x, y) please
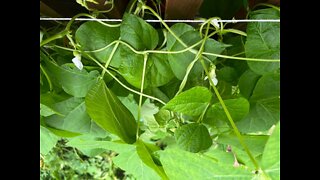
top-left (40, 17), bottom-right (280, 23)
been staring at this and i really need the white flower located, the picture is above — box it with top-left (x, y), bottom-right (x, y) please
top-left (211, 19), bottom-right (220, 29)
top-left (204, 64), bottom-right (218, 86)
top-left (72, 54), bottom-right (83, 70)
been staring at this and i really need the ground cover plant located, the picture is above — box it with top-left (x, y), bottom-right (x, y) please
top-left (40, 0), bottom-right (280, 179)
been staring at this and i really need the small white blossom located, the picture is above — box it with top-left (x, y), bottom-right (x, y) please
top-left (204, 64), bottom-right (218, 86)
top-left (72, 54), bottom-right (83, 70)
top-left (211, 19), bottom-right (220, 29)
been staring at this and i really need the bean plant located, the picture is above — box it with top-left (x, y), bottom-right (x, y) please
top-left (40, 1), bottom-right (280, 179)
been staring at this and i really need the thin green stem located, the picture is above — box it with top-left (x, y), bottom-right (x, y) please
top-left (40, 64), bottom-right (53, 91)
top-left (197, 103), bottom-right (210, 123)
top-left (40, 30), bottom-right (68, 47)
top-left (137, 54), bottom-right (149, 140)
top-left (175, 22), bottom-right (211, 96)
top-left (200, 59), bottom-right (260, 170)
top-left (202, 52), bottom-right (280, 62)
top-left (101, 42), bottom-right (119, 77)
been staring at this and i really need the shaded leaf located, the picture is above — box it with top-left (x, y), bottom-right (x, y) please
top-left (204, 97), bottom-right (250, 126)
top-left (43, 58), bottom-right (99, 97)
top-left (85, 80), bottom-right (137, 143)
top-left (164, 86), bottom-right (212, 116)
top-left (237, 72), bottom-right (280, 133)
top-left (118, 48), bottom-right (174, 88)
top-left (120, 13), bottom-right (158, 50)
top-left (245, 8), bottom-right (280, 75)
top-left (238, 70), bottom-right (261, 99)
top-left (75, 21), bottom-right (122, 67)
top-left (175, 123), bottom-right (212, 153)
top-left (159, 148), bottom-right (254, 179)
top-left (45, 97), bottom-right (95, 134)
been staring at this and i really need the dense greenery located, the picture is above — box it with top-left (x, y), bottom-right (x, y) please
top-left (40, 1), bottom-right (280, 179)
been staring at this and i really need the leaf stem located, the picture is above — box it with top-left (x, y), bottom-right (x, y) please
top-left (200, 59), bottom-right (260, 170)
top-left (40, 64), bottom-right (53, 91)
top-left (101, 42), bottom-right (119, 77)
top-left (137, 54), bottom-right (149, 140)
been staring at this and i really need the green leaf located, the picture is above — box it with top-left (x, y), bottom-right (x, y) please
top-left (245, 8), bottom-right (280, 75)
top-left (85, 80), bottom-right (137, 143)
top-left (217, 133), bottom-right (269, 156)
top-left (118, 48), bottom-right (174, 88)
top-left (164, 86), bottom-right (212, 116)
top-left (43, 58), bottom-right (99, 97)
top-left (67, 137), bottom-right (136, 154)
top-left (205, 97), bottom-right (250, 126)
top-left (40, 103), bottom-right (62, 117)
top-left (175, 123), bottom-right (212, 152)
top-left (44, 97), bottom-right (95, 134)
top-left (40, 126), bottom-right (59, 155)
top-left (67, 138), bottom-right (165, 179)
top-left (238, 70), bottom-right (261, 99)
top-left (167, 24), bottom-right (202, 80)
top-left (237, 72), bottom-right (280, 133)
top-left (216, 66), bottom-right (238, 85)
top-left (167, 23), bottom-right (228, 80)
top-left (261, 122), bottom-right (280, 179)
top-left (148, 53), bottom-right (175, 87)
top-left (135, 140), bottom-right (168, 179)
top-left (75, 21), bottom-right (122, 67)
top-left (120, 13), bottom-right (159, 50)
top-left (250, 72), bottom-right (280, 103)
top-left (159, 148), bottom-right (254, 179)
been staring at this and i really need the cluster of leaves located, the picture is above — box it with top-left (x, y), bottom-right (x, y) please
top-left (40, 1), bottom-right (280, 179)
top-left (40, 139), bottom-right (134, 179)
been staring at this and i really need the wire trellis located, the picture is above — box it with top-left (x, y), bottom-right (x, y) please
top-left (40, 17), bottom-right (280, 23)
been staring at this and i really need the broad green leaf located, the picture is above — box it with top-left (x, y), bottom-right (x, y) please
top-left (135, 140), bottom-right (168, 179)
top-left (67, 137), bottom-right (136, 154)
top-left (118, 94), bottom-right (139, 120)
top-left (238, 70), bottom-right (261, 99)
top-left (118, 48), bottom-right (174, 88)
top-left (148, 53), bottom-right (175, 87)
top-left (40, 103), bottom-right (62, 117)
top-left (120, 13), bottom-right (158, 50)
top-left (167, 23), bottom-right (194, 49)
top-left (43, 58), bottom-right (99, 97)
top-left (141, 99), bottom-right (160, 132)
top-left (45, 97), bottom-right (94, 134)
top-left (67, 138), bottom-right (165, 179)
top-left (217, 133), bottom-right (269, 156)
top-left (204, 38), bottom-right (231, 62)
top-left (204, 97), bottom-right (250, 126)
top-left (175, 123), bottom-right (212, 152)
top-left (65, 134), bottom-right (109, 157)
top-left (250, 72), bottom-right (280, 103)
top-left (40, 126), bottom-right (59, 155)
top-left (245, 8), bottom-right (280, 75)
top-left (75, 21), bottom-right (122, 67)
top-left (159, 148), bottom-right (254, 179)
top-left (167, 30), bottom-right (202, 80)
top-left (46, 126), bottom-right (81, 138)
top-left (261, 122), bottom-right (280, 179)
top-left (85, 80), bottom-right (137, 143)
top-left (237, 72), bottom-right (280, 133)
top-left (164, 86), bottom-right (212, 116)
top-left (216, 66), bottom-right (238, 85)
